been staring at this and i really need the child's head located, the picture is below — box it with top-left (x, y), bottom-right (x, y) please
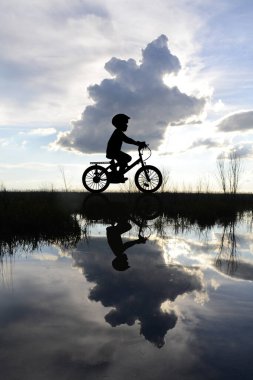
top-left (112, 254), bottom-right (130, 271)
top-left (112, 114), bottom-right (130, 131)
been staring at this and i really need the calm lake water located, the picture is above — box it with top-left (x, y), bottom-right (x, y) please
top-left (1, 196), bottom-right (253, 380)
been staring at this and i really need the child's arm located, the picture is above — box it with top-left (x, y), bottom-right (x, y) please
top-left (122, 132), bottom-right (145, 147)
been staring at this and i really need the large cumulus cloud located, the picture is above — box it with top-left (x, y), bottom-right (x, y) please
top-left (56, 35), bottom-right (206, 154)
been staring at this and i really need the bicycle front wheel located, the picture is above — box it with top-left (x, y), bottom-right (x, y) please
top-left (82, 165), bottom-right (109, 193)
top-left (135, 165), bottom-right (162, 193)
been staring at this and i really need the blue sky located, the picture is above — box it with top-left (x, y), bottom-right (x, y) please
top-left (1, 0), bottom-right (253, 191)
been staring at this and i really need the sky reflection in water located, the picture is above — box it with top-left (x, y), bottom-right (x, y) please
top-left (1, 213), bottom-right (253, 379)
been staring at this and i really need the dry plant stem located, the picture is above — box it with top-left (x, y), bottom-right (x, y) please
top-left (59, 165), bottom-right (69, 192)
top-left (159, 167), bottom-right (170, 192)
top-left (216, 152), bottom-right (243, 194)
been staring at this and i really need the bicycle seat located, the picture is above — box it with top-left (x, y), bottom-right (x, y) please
top-left (89, 161), bottom-right (111, 164)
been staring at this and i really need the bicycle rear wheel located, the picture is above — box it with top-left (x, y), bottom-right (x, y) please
top-left (82, 165), bottom-right (109, 193)
top-left (134, 165), bottom-right (162, 193)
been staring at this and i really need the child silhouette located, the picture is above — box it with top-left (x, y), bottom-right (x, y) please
top-left (106, 114), bottom-right (146, 181)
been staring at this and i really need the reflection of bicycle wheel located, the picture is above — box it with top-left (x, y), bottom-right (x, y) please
top-left (134, 194), bottom-right (162, 220)
top-left (82, 194), bottom-right (110, 220)
top-left (82, 165), bottom-right (109, 193)
top-left (135, 165), bottom-right (162, 192)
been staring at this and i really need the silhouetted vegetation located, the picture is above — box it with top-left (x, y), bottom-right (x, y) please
top-left (1, 190), bottom-right (253, 256)
top-left (0, 191), bottom-right (82, 256)
top-left (80, 191), bottom-right (253, 227)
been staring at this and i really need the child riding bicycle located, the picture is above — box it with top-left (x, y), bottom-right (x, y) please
top-left (106, 114), bottom-right (146, 182)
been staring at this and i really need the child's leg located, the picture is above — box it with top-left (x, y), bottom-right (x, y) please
top-left (117, 152), bottom-right (131, 176)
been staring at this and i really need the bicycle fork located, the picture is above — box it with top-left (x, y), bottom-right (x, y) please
top-left (142, 164), bottom-right (151, 186)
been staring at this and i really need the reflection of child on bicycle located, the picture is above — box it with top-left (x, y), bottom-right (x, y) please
top-left (106, 114), bottom-right (146, 181)
top-left (106, 220), bottom-right (147, 271)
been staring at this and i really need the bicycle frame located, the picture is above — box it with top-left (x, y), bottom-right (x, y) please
top-left (90, 148), bottom-right (145, 174)
top-left (124, 150), bottom-right (144, 174)
top-left (108, 148), bottom-right (145, 175)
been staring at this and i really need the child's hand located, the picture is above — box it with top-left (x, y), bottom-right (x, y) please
top-left (137, 141), bottom-right (146, 149)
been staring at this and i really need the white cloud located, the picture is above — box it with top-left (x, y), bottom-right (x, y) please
top-left (28, 128), bottom-right (57, 136)
top-left (0, 0), bottom-right (210, 125)
top-left (55, 35), bottom-right (206, 154)
top-left (0, 162), bottom-right (84, 170)
top-left (0, 138), bottom-right (9, 147)
top-left (0, 0), bottom-right (113, 124)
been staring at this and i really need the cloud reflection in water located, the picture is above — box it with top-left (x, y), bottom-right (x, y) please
top-left (73, 237), bottom-right (204, 348)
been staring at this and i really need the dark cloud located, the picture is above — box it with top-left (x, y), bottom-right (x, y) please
top-left (73, 237), bottom-right (203, 348)
top-left (56, 35), bottom-right (206, 154)
top-left (216, 260), bottom-right (253, 280)
top-left (0, 270), bottom-right (116, 380)
top-left (189, 138), bottom-right (223, 150)
top-left (216, 143), bottom-right (253, 159)
top-left (230, 143), bottom-right (253, 158)
top-left (217, 111), bottom-right (253, 132)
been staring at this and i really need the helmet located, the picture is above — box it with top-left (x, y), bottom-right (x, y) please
top-left (112, 114), bottom-right (130, 127)
top-left (112, 254), bottom-right (130, 271)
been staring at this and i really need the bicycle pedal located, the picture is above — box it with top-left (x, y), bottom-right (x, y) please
top-left (144, 183), bottom-right (149, 187)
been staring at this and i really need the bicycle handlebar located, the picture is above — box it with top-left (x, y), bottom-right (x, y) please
top-left (138, 143), bottom-right (151, 160)
top-left (139, 142), bottom-right (149, 148)
top-left (138, 143), bottom-right (149, 150)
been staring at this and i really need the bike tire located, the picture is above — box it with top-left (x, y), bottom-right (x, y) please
top-left (82, 165), bottom-right (109, 193)
top-left (134, 165), bottom-right (162, 193)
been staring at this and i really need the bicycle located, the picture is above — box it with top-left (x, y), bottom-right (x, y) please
top-left (81, 193), bottom-right (162, 240)
top-left (82, 145), bottom-right (163, 193)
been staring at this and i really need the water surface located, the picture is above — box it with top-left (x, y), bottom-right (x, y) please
top-left (1, 194), bottom-right (253, 380)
